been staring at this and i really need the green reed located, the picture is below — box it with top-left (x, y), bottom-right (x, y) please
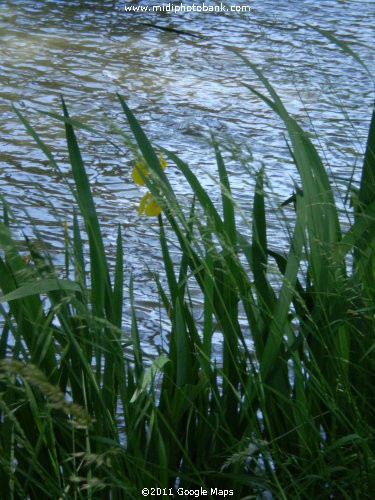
top-left (0, 47), bottom-right (374, 498)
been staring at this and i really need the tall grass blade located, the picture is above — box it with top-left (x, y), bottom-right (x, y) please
top-left (358, 106), bottom-right (375, 211)
top-left (213, 137), bottom-right (237, 245)
top-left (117, 95), bottom-right (171, 189)
top-left (113, 225), bottom-right (124, 328)
top-left (0, 278), bottom-right (80, 303)
top-left (61, 96), bottom-right (113, 320)
top-left (307, 24), bottom-right (372, 76)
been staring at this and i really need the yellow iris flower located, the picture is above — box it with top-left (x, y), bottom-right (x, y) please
top-left (132, 153), bottom-right (167, 186)
top-left (138, 191), bottom-right (162, 216)
top-left (132, 153), bottom-right (167, 217)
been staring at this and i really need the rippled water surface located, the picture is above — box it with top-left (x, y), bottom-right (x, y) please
top-left (1, 0), bottom-right (374, 351)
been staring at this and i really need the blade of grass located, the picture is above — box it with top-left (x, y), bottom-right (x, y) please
top-left (306, 24), bottom-right (372, 77)
top-left (213, 136), bottom-right (237, 246)
top-left (0, 278), bottom-right (81, 303)
top-left (61, 96), bottom-right (113, 320)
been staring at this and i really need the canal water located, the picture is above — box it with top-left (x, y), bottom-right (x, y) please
top-left (0, 0), bottom-right (374, 354)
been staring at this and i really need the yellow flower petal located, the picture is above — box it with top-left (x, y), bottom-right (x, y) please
top-left (145, 196), bottom-right (162, 217)
top-left (159, 152), bottom-right (167, 170)
top-left (133, 154), bottom-right (166, 186)
top-left (138, 191), bottom-right (151, 216)
top-left (134, 153), bottom-right (166, 217)
top-left (132, 160), bottom-right (148, 186)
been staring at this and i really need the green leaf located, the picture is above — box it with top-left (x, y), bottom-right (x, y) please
top-left (130, 355), bottom-right (170, 402)
top-left (307, 24), bottom-right (372, 76)
top-left (61, 97), bottom-right (113, 319)
top-left (113, 225), bottom-right (124, 328)
top-left (174, 299), bottom-right (190, 387)
top-left (252, 166), bottom-right (276, 316)
top-left (213, 137), bottom-right (237, 246)
top-left (0, 278), bottom-right (81, 303)
top-left (117, 94), bottom-right (172, 189)
top-left (358, 106), bottom-right (375, 211)
top-left (234, 52), bottom-right (342, 295)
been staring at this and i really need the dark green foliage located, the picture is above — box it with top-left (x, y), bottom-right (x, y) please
top-left (0, 46), bottom-right (374, 498)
